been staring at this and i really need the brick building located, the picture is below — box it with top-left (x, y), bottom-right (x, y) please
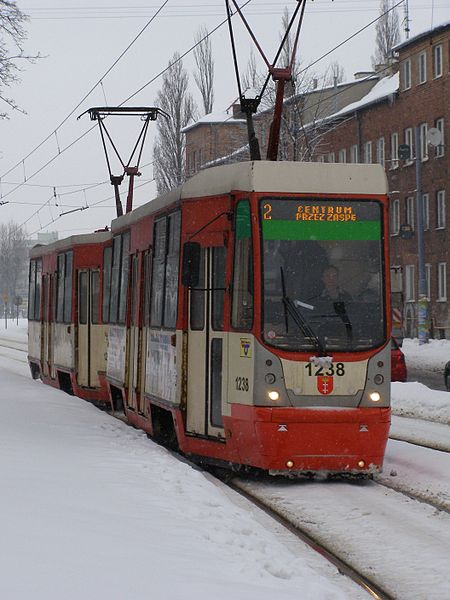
top-left (184, 20), bottom-right (449, 338)
top-left (308, 21), bottom-right (449, 338)
top-left (184, 76), bottom-right (380, 171)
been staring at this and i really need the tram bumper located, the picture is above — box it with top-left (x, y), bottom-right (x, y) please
top-left (230, 405), bottom-right (391, 475)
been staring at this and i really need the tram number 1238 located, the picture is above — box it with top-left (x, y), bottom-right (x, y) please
top-left (235, 377), bottom-right (249, 391)
top-left (305, 363), bottom-right (346, 377)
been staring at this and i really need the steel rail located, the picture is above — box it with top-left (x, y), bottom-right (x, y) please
top-left (226, 478), bottom-right (394, 600)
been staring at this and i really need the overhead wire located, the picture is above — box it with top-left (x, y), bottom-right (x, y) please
top-left (11, 0), bottom-right (412, 235)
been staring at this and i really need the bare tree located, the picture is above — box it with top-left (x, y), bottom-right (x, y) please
top-left (153, 53), bottom-right (197, 194)
top-left (242, 49), bottom-right (259, 94)
top-left (193, 26), bottom-right (214, 115)
top-left (371, 0), bottom-right (400, 70)
top-left (0, 1), bottom-right (40, 116)
top-left (324, 61), bottom-right (346, 87)
top-left (0, 221), bottom-right (28, 311)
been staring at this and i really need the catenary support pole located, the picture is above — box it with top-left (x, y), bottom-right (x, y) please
top-left (415, 125), bottom-right (429, 344)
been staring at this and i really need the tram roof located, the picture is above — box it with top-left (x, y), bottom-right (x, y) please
top-left (111, 161), bottom-right (388, 231)
top-left (29, 230), bottom-right (111, 258)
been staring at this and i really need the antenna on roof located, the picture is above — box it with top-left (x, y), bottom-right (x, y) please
top-left (78, 106), bottom-right (168, 216)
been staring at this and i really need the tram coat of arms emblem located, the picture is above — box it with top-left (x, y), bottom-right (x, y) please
top-left (317, 375), bottom-right (334, 395)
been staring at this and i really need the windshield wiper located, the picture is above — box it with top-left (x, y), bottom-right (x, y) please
top-left (333, 301), bottom-right (353, 346)
top-left (280, 267), bottom-right (326, 355)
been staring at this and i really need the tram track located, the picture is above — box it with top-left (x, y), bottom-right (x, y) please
top-left (225, 476), bottom-right (394, 600)
top-left (2, 345), bottom-right (449, 598)
top-left (229, 474), bottom-right (450, 600)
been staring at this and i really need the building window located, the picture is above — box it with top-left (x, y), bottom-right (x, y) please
top-left (364, 141), bottom-right (372, 163)
top-left (419, 122), bottom-right (428, 160)
top-left (338, 148), bottom-right (346, 163)
top-left (436, 190), bottom-right (446, 229)
top-left (391, 198), bottom-right (400, 235)
top-left (402, 58), bottom-right (411, 90)
top-left (404, 128), bottom-right (414, 164)
top-left (425, 264), bottom-right (431, 300)
top-left (406, 197), bottom-right (415, 230)
top-left (435, 118), bottom-right (445, 158)
top-left (405, 265), bottom-right (415, 302)
top-left (350, 144), bottom-right (359, 163)
top-left (417, 51), bottom-right (427, 84)
top-left (391, 132), bottom-right (399, 168)
top-left (438, 263), bottom-right (447, 301)
top-left (376, 137), bottom-right (385, 166)
top-left (328, 152), bottom-right (335, 163)
top-left (432, 44), bottom-right (442, 78)
top-left (422, 194), bottom-right (429, 231)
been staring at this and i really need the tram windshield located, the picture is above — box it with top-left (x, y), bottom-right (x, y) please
top-left (260, 197), bottom-right (386, 352)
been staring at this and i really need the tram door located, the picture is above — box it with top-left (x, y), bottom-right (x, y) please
top-left (186, 246), bottom-right (227, 438)
top-left (77, 269), bottom-right (100, 387)
top-left (126, 255), bottom-right (140, 411)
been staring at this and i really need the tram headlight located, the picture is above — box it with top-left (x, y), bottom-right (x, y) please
top-left (268, 390), bottom-right (280, 401)
top-left (369, 391), bottom-right (381, 402)
top-left (265, 373), bottom-right (276, 384)
top-left (374, 374), bottom-right (384, 385)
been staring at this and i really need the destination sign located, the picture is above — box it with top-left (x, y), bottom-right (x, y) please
top-left (260, 198), bottom-right (382, 241)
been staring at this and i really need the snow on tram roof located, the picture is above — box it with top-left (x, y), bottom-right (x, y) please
top-left (111, 161), bottom-right (388, 230)
top-left (29, 230), bottom-right (111, 257)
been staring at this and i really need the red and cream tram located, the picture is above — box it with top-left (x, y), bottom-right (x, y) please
top-left (28, 230), bottom-right (111, 403)
top-left (29, 160), bottom-right (391, 476)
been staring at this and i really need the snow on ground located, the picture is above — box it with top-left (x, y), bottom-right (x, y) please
top-left (401, 337), bottom-right (450, 373)
top-left (0, 321), bottom-right (449, 598)
top-left (0, 329), bottom-right (363, 600)
top-left (391, 381), bottom-right (450, 423)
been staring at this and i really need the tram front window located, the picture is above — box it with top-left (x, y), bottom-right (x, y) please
top-left (260, 198), bottom-right (385, 352)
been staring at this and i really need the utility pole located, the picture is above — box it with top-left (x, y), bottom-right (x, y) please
top-left (414, 125), bottom-right (428, 344)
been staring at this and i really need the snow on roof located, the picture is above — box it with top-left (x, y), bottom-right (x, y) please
top-left (320, 73), bottom-right (399, 123)
top-left (393, 19), bottom-right (450, 52)
top-left (182, 110), bottom-right (245, 133)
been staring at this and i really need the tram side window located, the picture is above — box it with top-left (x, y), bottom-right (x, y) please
top-left (164, 212), bottom-right (181, 329)
top-left (150, 218), bottom-right (167, 327)
top-left (64, 251), bottom-right (73, 323)
top-left (109, 235), bottom-right (122, 323)
top-left (28, 259), bottom-right (42, 321)
top-left (102, 246), bottom-right (112, 323)
top-left (232, 201), bottom-right (253, 330)
top-left (118, 232), bottom-right (130, 324)
top-left (143, 250), bottom-right (152, 326)
top-left (56, 251), bottom-right (73, 324)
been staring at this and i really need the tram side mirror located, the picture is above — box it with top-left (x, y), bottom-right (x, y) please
top-left (182, 242), bottom-right (201, 288)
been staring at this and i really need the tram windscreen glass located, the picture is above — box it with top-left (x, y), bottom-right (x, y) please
top-left (260, 198), bottom-right (385, 351)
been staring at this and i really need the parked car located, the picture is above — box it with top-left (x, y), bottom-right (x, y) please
top-left (391, 337), bottom-right (407, 382)
top-left (445, 361), bottom-right (450, 391)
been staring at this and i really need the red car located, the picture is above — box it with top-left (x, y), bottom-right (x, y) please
top-left (391, 337), bottom-right (407, 382)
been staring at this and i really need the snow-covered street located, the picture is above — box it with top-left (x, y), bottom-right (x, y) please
top-left (0, 321), bottom-right (449, 599)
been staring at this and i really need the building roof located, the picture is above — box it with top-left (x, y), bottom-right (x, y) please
top-left (182, 110), bottom-right (245, 134)
top-left (393, 19), bottom-right (450, 52)
top-left (319, 73), bottom-right (399, 124)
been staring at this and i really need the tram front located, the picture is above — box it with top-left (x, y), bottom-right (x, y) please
top-left (248, 194), bottom-right (391, 476)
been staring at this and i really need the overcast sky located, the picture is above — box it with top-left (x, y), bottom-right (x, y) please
top-left (0, 0), bottom-right (447, 238)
